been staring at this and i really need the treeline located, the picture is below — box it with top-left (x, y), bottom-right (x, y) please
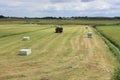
top-left (0, 15), bottom-right (120, 20)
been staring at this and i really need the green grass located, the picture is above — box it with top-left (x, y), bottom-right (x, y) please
top-left (96, 26), bottom-right (120, 49)
top-left (0, 18), bottom-right (120, 25)
top-left (0, 24), bottom-right (116, 80)
top-left (95, 26), bottom-right (120, 80)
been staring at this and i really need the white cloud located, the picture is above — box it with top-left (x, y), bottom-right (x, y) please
top-left (47, 0), bottom-right (111, 11)
top-left (0, 0), bottom-right (119, 17)
top-left (0, 0), bottom-right (23, 6)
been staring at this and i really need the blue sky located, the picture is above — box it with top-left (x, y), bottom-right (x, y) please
top-left (0, 0), bottom-right (120, 17)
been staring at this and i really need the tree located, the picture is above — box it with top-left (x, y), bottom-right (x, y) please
top-left (0, 15), bottom-right (5, 18)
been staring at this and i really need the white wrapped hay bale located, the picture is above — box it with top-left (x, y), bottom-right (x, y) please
top-left (19, 49), bottom-right (31, 56)
top-left (85, 26), bottom-right (88, 29)
top-left (23, 36), bottom-right (30, 41)
top-left (87, 32), bottom-right (92, 38)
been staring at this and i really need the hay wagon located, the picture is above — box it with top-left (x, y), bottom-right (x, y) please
top-left (55, 26), bottom-right (63, 33)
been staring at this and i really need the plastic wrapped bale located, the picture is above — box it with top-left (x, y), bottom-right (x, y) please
top-left (23, 36), bottom-right (30, 41)
top-left (19, 49), bottom-right (31, 56)
top-left (87, 32), bottom-right (92, 38)
top-left (85, 26), bottom-right (88, 29)
top-left (55, 26), bottom-right (63, 33)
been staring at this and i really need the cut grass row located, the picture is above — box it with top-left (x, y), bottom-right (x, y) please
top-left (0, 24), bottom-right (52, 38)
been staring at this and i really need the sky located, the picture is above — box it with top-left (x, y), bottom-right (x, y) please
top-left (0, 0), bottom-right (120, 17)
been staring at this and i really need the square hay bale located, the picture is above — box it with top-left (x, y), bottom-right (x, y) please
top-left (19, 49), bottom-right (31, 56)
top-left (85, 26), bottom-right (88, 29)
top-left (87, 32), bottom-right (92, 38)
top-left (23, 36), bottom-right (30, 41)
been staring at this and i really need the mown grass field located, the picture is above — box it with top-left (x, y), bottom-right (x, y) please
top-left (96, 26), bottom-right (120, 49)
top-left (0, 24), bottom-right (117, 80)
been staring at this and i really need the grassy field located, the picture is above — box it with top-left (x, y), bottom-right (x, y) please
top-left (95, 25), bottom-right (120, 80)
top-left (96, 26), bottom-right (120, 49)
top-left (0, 18), bottom-right (120, 25)
top-left (0, 24), bottom-right (116, 80)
